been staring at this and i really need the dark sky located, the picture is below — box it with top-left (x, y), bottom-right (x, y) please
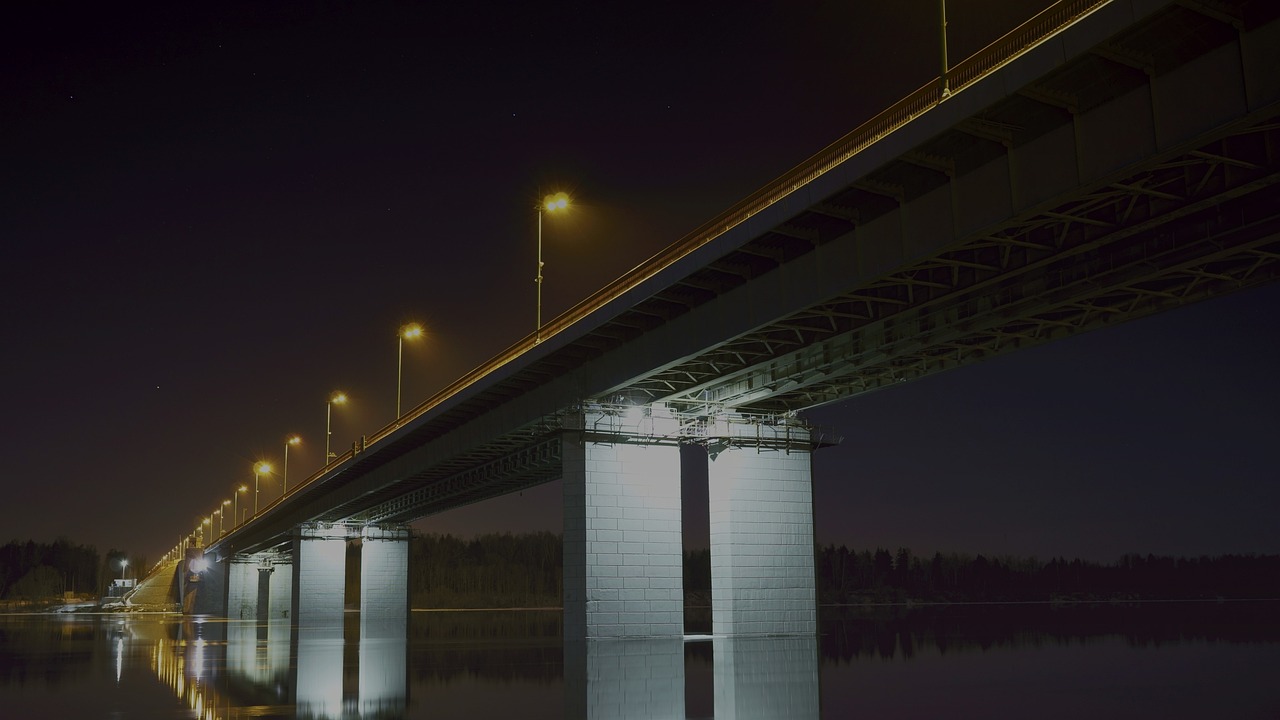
top-left (3, 1), bottom-right (1276, 566)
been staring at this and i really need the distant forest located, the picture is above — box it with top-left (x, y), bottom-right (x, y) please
top-left (404, 533), bottom-right (1280, 607)
top-left (6, 533), bottom-right (1275, 607)
top-left (809, 545), bottom-right (1280, 603)
top-left (0, 539), bottom-right (124, 602)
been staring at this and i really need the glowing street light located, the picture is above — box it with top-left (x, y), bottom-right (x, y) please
top-left (234, 485), bottom-right (248, 527)
top-left (283, 435), bottom-right (301, 495)
top-left (397, 323), bottom-right (424, 418)
top-left (253, 462), bottom-right (272, 516)
top-left (119, 558), bottom-right (128, 582)
top-left (221, 499), bottom-right (231, 535)
top-left (326, 392), bottom-right (347, 461)
top-left (536, 191), bottom-right (571, 342)
top-left (201, 517), bottom-right (210, 547)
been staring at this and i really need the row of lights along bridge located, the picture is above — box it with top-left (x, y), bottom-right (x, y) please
top-left (151, 193), bottom-right (574, 576)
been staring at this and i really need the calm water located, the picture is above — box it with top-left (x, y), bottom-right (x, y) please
top-left (1, 601), bottom-right (1277, 718)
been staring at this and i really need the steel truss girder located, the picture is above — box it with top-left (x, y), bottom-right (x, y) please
top-left (628, 113), bottom-right (1280, 411)
top-left (357, 436), bottom-right (563, 525)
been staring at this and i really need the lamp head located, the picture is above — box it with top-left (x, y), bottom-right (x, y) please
top-left (400, 323), bottom-right (424, 341)
top-left (542, 191), bottom-right (570, 213)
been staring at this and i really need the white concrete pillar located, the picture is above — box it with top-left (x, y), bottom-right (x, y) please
top-left (226, 557), bottom-right (260, 620)
top-left (563, 406), bottom-right (684, 639)
top-left (267, 561), bottom-right (292, 620)
top-left (291, 525), bottom-right (348, 629)
top-left (708, 417), bottom-right (816, 636)
top-left (360, 525), bottom-right (410, 623)
top-left (713, 635), bottom-right (820, 719)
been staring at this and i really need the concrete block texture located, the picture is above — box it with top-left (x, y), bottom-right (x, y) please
top-left (709, 442), bottom-right (817, 636)
top-left (564, 408), bottom-right (684, 639)
top-left (291, 529), bottom-right (347, 628)
top-left (360, 524), bottom-right (410, 623)
top-left (225, 558), bottom-right (259, 620)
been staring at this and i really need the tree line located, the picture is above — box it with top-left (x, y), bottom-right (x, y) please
top-left (402, 534), bottom-right (1280, 607)
top-left (0, 538), bottom-right (116, 602)
top-left (406, 532), bottom-right (562, 608)
top-left (815, 545), bottom-right (1280, 603)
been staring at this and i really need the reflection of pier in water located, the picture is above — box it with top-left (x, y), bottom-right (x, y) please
top-left (149, 616), bottom-right (409, 720)
top-left (146, 613), bottom-right (820, 719)
top-left (565, 635), bottom-right (819, 720)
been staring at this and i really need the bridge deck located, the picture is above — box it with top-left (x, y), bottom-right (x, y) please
top-left (204, 0), bottom-right (1280, 558)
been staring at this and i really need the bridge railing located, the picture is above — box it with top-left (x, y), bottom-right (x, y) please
top-left (236, 0), bottom-right (1115, 535)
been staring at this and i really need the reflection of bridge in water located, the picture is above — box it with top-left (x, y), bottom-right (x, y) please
top-left (143, 615), bottom-right (820, 719)
top-left (138, 0), bottom-right (1279, 665)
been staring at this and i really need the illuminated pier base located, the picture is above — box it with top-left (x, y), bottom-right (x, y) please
top-left (291, 525), bottom-right (348, 628)
top-left (360, 525), bottom-right (410, 622)
top-left (708, 418), bottom-right (816, 636)
top-left (267, 559), bottom-right (292, 619)
top-left (226, 556), bottom-right (260, 620)
top-left (563, 407), bottom-right (684, 639)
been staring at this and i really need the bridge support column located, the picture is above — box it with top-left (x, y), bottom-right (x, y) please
top-left (291, 525), bottom-right (349, 628)
top-left (267, 558), bottom-right (292, 620)
top-left (563, 406), bottom-right (683, 639)
top-left (708, 416), bottom-right (816, 636)
top-left (360, 524), bottom-right (410, 622)
top-left (225, 556), bottom-right (260, 620)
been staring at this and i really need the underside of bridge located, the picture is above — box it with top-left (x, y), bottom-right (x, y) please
top-left (327, 0), bottom-right (1280, 530)
top-left (195, 0), bottom-right (1278, 637)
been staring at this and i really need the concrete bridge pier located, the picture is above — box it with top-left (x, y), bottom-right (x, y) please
top-left (267, 557), bottom-right (292, 620)
top-left (290, 524), bottom-right (348, 628)
top-left (563, 406), bottom-right (684, 639)
top-left (708, 415), bottom-right (817, 636)
top-left (225, 556), bottom-right (260, 620)
top-left (223, 551), bottom-right (293, 620)
top-left (360, 524), bottom-right (411, 623)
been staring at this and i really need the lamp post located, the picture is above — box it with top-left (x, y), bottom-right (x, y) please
top-left (253, 462), bottom-right (272, 516)
top-left (201, 518), bottom-right (210, 547)
top-left (221, 499), bottom-right (231, 535)
top-left (536, 191), bottom-right (570, 342)
top-left (397, 323), bottom-right (424, 418)
top-left (326, 392), bottom-right (347, 461)
top-left (235, 485), bottom-right (247, 526)
top-left (284, 435), bottom-right (301, 495)
top-left (119, 558), bottom-right (128, 582)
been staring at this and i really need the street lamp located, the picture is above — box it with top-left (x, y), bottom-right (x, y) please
top-left (235, 485), bottom-right (247, 526)
top-left (253, 462), bottom-right (272, 516)
top-left (284, 435), bottom-right (301, 495)
top-left (326, 392), bottom-right (347, 461)
top-left (397, 323), bottom-right (424, 418)
top-left (221, 499), bottom-right (231, 535)
top-left (201, 517), bottom-right (210, 547)
top-left (119, 558), bottom-right (128, 582)
top-left (536, 191), bottom-right (571, 342)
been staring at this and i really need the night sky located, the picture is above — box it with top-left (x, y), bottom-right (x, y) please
top-left (4, 1), bottom-right (1276, 567)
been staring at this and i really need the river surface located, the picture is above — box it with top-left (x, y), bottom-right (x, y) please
top-left (0, 600), bottom-right (1277, 718)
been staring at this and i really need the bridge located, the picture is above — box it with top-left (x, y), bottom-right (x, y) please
top-left (144, 0), bottom-right (1279, 639)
